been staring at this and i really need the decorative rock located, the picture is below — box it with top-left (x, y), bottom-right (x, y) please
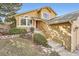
top-left (43, 48), bottom-right (48, 53)
top-left (0, 35), bottom-right (20, 40)
top-left (51, 48), bottom-right (55, 51)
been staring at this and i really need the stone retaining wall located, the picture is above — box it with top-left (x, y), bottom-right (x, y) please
top-left (0, 35), bottom-right (20, 39)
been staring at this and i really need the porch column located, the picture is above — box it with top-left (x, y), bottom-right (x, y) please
top-left (32, 20), bottom-right (36, 29)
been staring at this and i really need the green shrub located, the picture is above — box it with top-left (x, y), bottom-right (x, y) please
top-left (30, 27), bottom-right (34, 33)
top-left (9, 28), bottom-right (27, 35)
top-left (0, 18), bottom-right (4, 24)
top-left (33, 33), bottom-right (48, 47)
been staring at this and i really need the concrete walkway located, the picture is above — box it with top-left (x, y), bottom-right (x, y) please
top-left (48, 40), bottom-right (79, 56)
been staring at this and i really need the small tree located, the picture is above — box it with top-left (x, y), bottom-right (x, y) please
top-left (0, 18), bottom-right (2, 22)
top-left (0, 3), bottom-right (22, 22)
top-left (0, 18), bottom-right (3, 24)
top-left (0, 3), bottom-right (22, 17)
top-left (30, 27), bottom-right (34, 33)
top-left (30, 27), bottom-right (35, 42)
top-left (5, 16), bottom-right (16, 28)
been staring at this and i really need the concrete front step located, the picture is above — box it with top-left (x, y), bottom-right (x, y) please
top-left (47, 40), bottom-right (79, 56)
top-left (55, 47), bottom-right (65, 52)
top-left (58, 50), bottom-right (77, 56)
top-left (48, 40), bottom-right (62, 48)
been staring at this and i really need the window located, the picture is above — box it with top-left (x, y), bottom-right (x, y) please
top-left (27, 20), bottom-right (32, 26)
top-left (20, 16), bottom-right (32, 27)
top-left (21, 18), bottom-right (26, 25)
top-left (43, 12), bottom-right (50, 20)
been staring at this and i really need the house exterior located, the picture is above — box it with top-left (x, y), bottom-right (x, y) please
top-left (14, 6), bottom-right (79, 52)
top-left (46, 10), bottom-right (79, 52)
top-left (14, 7), bottom-right (56, 32)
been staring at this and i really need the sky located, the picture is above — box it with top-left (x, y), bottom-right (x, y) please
top-left (17, 3), bottom-right (79, 16)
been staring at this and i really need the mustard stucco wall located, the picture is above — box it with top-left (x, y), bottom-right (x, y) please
top-left (36, 21), bottom-right (52, 38)
top-left (50, 22), bottom-right (71, 51)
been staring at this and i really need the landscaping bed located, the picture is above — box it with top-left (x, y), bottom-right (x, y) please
top-left (0, 38), bottom-right (43, 56)
top-left (0, 37), bottom-right (60, 56)
top-left (0, 28), bottom-right (60, 56)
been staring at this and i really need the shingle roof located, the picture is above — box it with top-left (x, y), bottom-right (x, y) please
top-left (46, 10), bottom-right (79, 25)
top-left (14, 6), bottom-right (57, 17)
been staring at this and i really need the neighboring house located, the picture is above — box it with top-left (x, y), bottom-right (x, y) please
top-left (14, 7), bottom-right (56, 31)
top-left (46, 10), bottom-right (79, 52)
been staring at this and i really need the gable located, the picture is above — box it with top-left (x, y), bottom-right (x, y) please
top-left (15, 7), bottom-right (57, 21)
top-left (39, 7), bottom-right (57, 20)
